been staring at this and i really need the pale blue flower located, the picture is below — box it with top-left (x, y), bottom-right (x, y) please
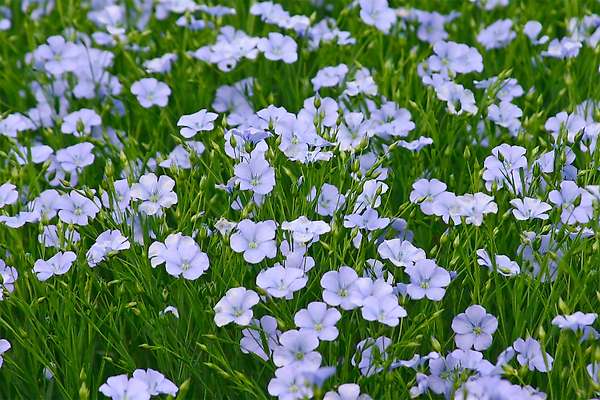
top-left (256, 265), bottom-right (307, 299)
top-left (130, 173), bottom-right (178, 216)
top-left (61, 108), bottom-right (101, 136)
top-left (452, 305), bottom-right (498, 350)
top-left (405, 259), bottom-right (451, 301)
top-left (324, 383), bottom-right (372, 400)
top-left (358, 0), bottom-right (396, 33)
top-left (0, 183), bottom-right (18, 209)
top-left (87, 230), bottom-right (130, 268)
top-left (273, 330), bottom-right (321, 370)
top-left (241, 315), bottom-right (280, 361)
top-left (177, 109), bottom-right (218, 138)
top-left (361, 294), bottom-right (407, 327)
top-left (33, 251), bottom-right (76, 281)
top-left (321, 266), bottom-right (361, 310)
top-left (130, 78), bottom-right (171, 108)
top-left (214, 287), bottom-right (260, 327)
top-left (234, 152), bottom-right (276, 195)
top-left (294, 302), bottom-right (341, 341)
top-left (148, 233), bottom-right (209, 280)
top-left (0, 339), bottom-right (10, 368)
top-left (99, 374), bottom-right (149, 400)
top-left (132, 369), bottom-right (178, 397)
top-left (513, 337), bottom-right (553, 372)
top-left (258, 32), bottom-right (297, 64)
top-left (267, 366), bottom-right (314, 400)
top-left (230, 219), bottom-right (277, 264)
top-left (352, 336), bottom-right (391, 376)
top-left (56, 191), bottom-right (100, 226)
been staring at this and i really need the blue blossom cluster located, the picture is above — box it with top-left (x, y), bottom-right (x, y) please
top-left (0, 0), bottom-right (600, 399)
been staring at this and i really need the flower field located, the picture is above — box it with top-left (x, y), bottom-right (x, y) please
top-left (1, 0), bottom-right (600, 399)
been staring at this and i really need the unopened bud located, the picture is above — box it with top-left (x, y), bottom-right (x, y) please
top-left (229, 133), bottom-right (237, 149)
top-left (537, 325), bottom-right (546, 340)
top-left (352, 159), bottom-right (360, 173)
top-left (176, 378), bottom-right (191, 399)
top-left (313, 96), bottom-right (321, 109)
top-left (558, 298), bottom-right (569, 314)
top-left (453, 234), bottom-right (461, 248)
top-left (79, 383), bottom-right (89, 400)
top-left (440, 231), bottom-right (449, 245)
top-left (431, 336), bottom-right (442, 353)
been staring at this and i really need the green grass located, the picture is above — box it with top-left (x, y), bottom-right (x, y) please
top-left (1, 0), bottom-right (600, 399)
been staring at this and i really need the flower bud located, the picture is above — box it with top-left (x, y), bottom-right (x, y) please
top-left (558, 297), bottom-right (569, 314)
top-left (313, 95), bottom-right (321, 109)
top-left (176, 379), bottom-right (191, 399)
top-left (537, 325), bottom-right (546, 340)
top-left (229, 133), bottom-right (237, 149)
top-left (79, 383), bottom-right (90, 400)
top-left (431, 336), bottom-right (442, 353)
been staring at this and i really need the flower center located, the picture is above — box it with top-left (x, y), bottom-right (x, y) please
top-left (76, 119), bottom-right (85, 133)
top-left (499, 266), bottom-right (511, 274)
